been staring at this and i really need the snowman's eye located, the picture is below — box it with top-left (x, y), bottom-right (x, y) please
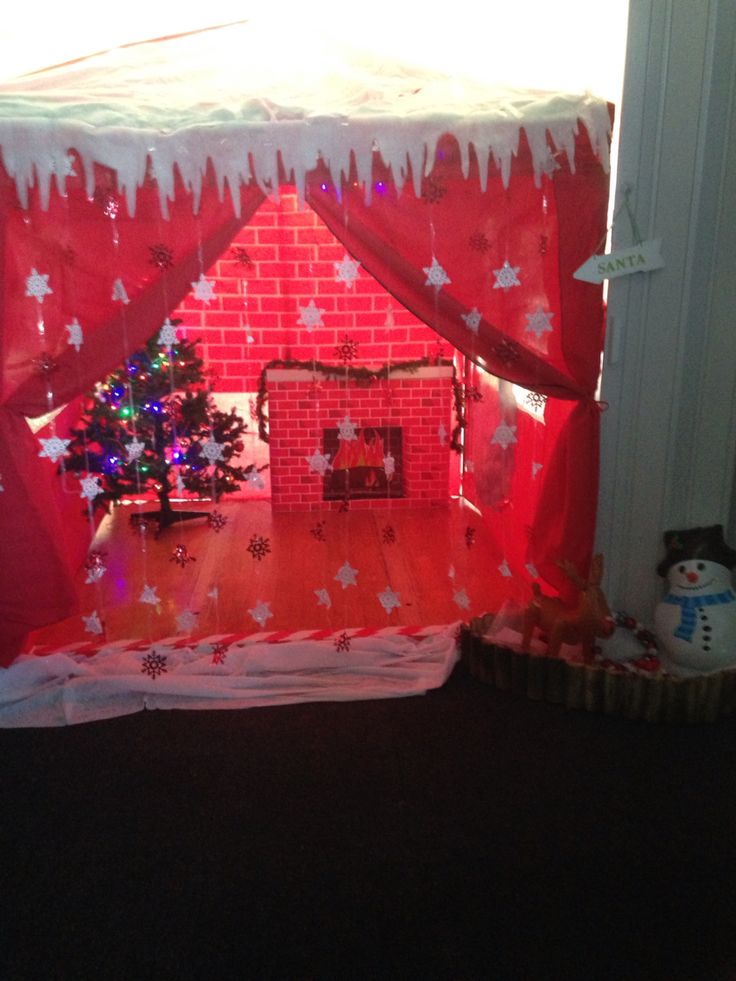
top-left (697, 562), bottom-right (705, 571)
top-left (678, 565), bottom-right (686, 573)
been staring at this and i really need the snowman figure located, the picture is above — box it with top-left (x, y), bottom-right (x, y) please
top-left (654, 524), bottom-right (736, 675)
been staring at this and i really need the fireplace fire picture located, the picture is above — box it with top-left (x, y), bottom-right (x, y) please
top-left (323, 426), bottom-right (404, 501)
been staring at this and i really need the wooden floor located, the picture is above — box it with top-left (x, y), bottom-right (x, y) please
top-left (26, 499), bottom-right (525, 651)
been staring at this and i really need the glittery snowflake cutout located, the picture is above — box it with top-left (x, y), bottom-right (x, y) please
top-left (491, 423), bottom-right (518, 450)
top-left (66, 318), bottom-right (84, 352)
top-left (200, 437), bottom-right (225, 464)
top-left (453, 588), bottom-right (471, 611)
top-left (315, 588), bottom-right (332, 609)
top-left (247, 535), bottom-right (271, 561)
top-left (306, 450), bottom-right (332, 475)
top-left (421, 177), bottom-right (447, 203)
top-left (493, 338), bottom-right (521, 365)
top-left (249, 601), bottom-right (273, 629)
top-left (141, 651), bottom-right (167, 678)
top-left (498, 560), bottom-right (513, 578)
top-left (377, 586), bottom-right (401, 615)
top-left (525, 307), bottom-right (554, 340)
top-left (311, 520), bottom-right (327, 542)
top-left (38, 436), bottom-right (71, 464)
top-left (231, 247), bottom-right (253, 267)
top-left (84, 551), bottom-right (107, 584)
top-left (149, 243), bottom-right (173, 269)
top-left (423, 256), bottom-right (451, 289)
top-left (382, 525), bottom-right (396, 545)
top-left (191, 274), bottom-right (216, 304)
top-left (126, 437), bottom-right (145, 463)
top-left (207, 510), bottom-right (228, 533)
top-left (383, 453), bottom-right (396, 479)
top-left (80, 475), bottom-right (103, 501)
top-left (34, 353), bottom-right (58, 376)
top-left (334, 254), bottom-right (361, 287)
top-left (171, 544), bottom-right (196, 567)
top-left (335, 561), bottom-right (358, 589)
top-left (83, 611), bottom-right (103, 635)
top-left (335, 335), bottom-right (358, 363)
top-left (176, 609), bottom-right (198, 634)
top-left (461, 307), bottom-right (482, 334)
top-left (297, 300), bottom-right (326, 332)
top-left (492, 261), bottom-right (521, 291)
top-left (25, 268), bottom-right (53, 303)
top-left (337, 416), bottom-right (357, 442)
top-left (211, 642), bottom-right (228, 665)
top-left (111, 278), bottom-right (129, 304)
top-left (335, 631), bottom-right (351, 653)
top-left (139, 584), bottom-right (160, 607)
top-left (469, 231), bottom-right (491, 253)
top-left (525, 391), bottom-right (548, 411)
top-left (465, 385), bottom-right (483, 403)
top-left (157, 318), bottom-right (179, 348)
top-left (245, 467), bottom-right (265, 490)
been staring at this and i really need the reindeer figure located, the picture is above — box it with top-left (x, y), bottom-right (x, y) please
top-left (520, 555), bottom-right (613, 663)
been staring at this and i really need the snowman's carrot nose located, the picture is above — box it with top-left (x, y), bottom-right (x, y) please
top-left (687, 571), bottom-right (699, 583)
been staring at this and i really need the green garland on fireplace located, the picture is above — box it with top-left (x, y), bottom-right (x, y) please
top-left (255, 357), bottom-right (466, 452)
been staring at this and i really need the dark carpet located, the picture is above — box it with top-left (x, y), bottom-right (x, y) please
top-left (2, 662), bottom-right (736, 981)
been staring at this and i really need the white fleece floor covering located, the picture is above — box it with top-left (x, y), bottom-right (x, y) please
top-left (0, 625), bottom-right (460, 727)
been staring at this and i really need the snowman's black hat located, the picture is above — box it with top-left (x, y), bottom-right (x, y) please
top-left (657, 524), bottom-right (736, 577)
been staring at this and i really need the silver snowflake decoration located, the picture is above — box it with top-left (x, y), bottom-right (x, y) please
top-left (297, 300), bottom-right (326, 331)
top-left (249, 600), bottom-right (273, 629)
top-left (315, 588), bottom-right (332, 609)
top-left (525, 306), bottom-right (554, 339)
top-left (141, 651), bottom-right (167, 679)
top-left (191, 274), bottom-right (216, 304)
top-left (532, 462), bottom-right (543, 478)
top-left (306, 450), bottom-right (332, 475)
top-left (337, 415), bottom-right (357, 442)
top-left (177, 609), bottom-right (198, 634)
top-left (66, 318), bottom-right (84, 352)
top-left (157, 318), bottom-right (178, 348)
top-left (335, 560), bottom-right (358, 590)
top-left (461, 307), bottom-right (482, 334)
top-left (124, 437), bottom-right (145, 463)
top-left (334, 254), bottom-right (361, 287)
top-left (38, 436), bottom-right (71, 463)
top-left (423, 256), bottom-right (451, 289)
top-left (245, 468), bottom-right (266, 490)
top-left (83, 611), bottom-right (103, 635)
top-left (377, 586), bottom-right (401, 615)
top-left (139, 584), bottom-right (160, 607)
top-left (491, 423), bottom-right (518, 450)
top-left (492, 260), bottom-right (521, 291)
top-left (383, 453), bottom-right (396, 478)
top-left (80, 475), bottom-right (103, 501)
top-left (25, 268), bottom-right (53, 303)
top-left (498, 560), bottom-right (513, 578)
top-left (111, 278), bottom-right (129, 304)
top-left (453, 588), bottom-right (471, 611)
top-left (200, 437), bottom-right (225, 464)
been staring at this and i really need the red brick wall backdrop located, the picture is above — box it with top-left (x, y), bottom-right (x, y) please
top-left (172, 188), bottom-right (452, 394)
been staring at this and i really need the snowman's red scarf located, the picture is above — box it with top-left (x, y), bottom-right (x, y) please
top-left (663, 589), bottom-right (736, 641)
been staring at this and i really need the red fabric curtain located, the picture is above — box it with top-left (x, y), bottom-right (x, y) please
top-left (0, 160), bottom-right (263, 650)
top-left (306, 128), bottom-right (610, 601)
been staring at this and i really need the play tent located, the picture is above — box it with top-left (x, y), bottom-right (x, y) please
top-left (0, 21), bottom-right (612, 720)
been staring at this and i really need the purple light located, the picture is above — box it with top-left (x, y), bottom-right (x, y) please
top-left (320, 183), bottom-right (329, 192)
top-left (375, 181), bottom-right (386, 193)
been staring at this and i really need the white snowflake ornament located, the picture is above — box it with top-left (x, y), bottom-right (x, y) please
top-left (498, 560), bottom-right (513, 578)
top-left (525, 307), bottom-right (555, 340)
top-left (461, 307), bottom-right (482, 334)
top-left (245, 469), bottom-right (265, 490)
top-left (125, 437), bottom-right (145, 463)
top-left (66, 318), bottom-right (84, 352)
top-left (453, 588), bottom-right (471, 611)
top-left (191, 274), bottom-right (216, 304)
top-left (423, 256), bottom-right (451, 289)
top-left (25, 268), bottom-right (53, 303)
top-left (38, 436), bottom-right (71, 463)
top-left (492, 261), bottom-right (521, 291)
top-left (491, 423), bottom-right (518, 450)
top-left (200, 437), bottom-right (225, 464)
top-left (177, 609), bottom-right (198, 634)
top-left (334, 255), bottom-right (361, 287)
top-left (383, 453), bottom-right (396, 478)
top-left (157, 318), bottom-right (178, 348)
top-left (111, 278), bottom-right (129, 304)
top-left (378, 586), bottom-right (401, 615)
top-left (80, 475), bottom-right (103, 501)
top-left (315, 588), bottom-right (332, 609)
top-left (249, 600), bottom-right (273, 628)
top-left (335, 561), bottom-right (358, 589)
top-left (306, 450), bottom-right (332, 475)
top-left (297, 300), bottom-right (326, 331)
top-left (139, 584), bottom-right (160, 607)
top-left (83, 611), bottom-right (103, 635)
top-left (337, 416), bottom-right (357, 442)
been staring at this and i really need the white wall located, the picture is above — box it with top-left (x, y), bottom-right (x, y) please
top-left (598, 0), bottom-right (736, 621)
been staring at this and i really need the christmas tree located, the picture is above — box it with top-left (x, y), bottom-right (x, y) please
top-left (65, 322), bottom-right (264, 532)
